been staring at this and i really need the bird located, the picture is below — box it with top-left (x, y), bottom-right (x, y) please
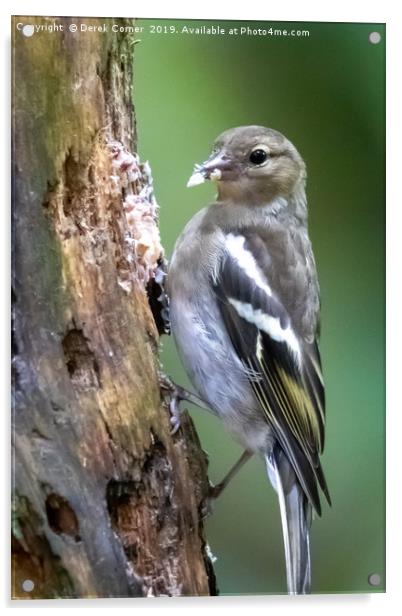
top-left (166, 125), bottom-right (331, 594)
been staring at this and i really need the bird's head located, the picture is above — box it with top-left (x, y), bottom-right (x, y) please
top-left (187, 125), bottom-right (306, 205)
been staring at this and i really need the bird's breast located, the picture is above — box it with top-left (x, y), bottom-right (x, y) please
top-left (168, 273), bottom-right (272, 453)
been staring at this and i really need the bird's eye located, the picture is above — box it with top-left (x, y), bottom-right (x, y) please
top-left (249, 149), bottom-right (268, 165)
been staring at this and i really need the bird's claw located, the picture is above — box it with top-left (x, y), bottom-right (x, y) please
top-left (207, 482), bottom-right (225, 500)
top-left (200, 498), bottom-right (214, 520)
top-left (200, 481), bottom-right (222, 519)
top-left (159, 372), bottom-right (211, 435)
top-left (169, 396), bottom-right (182, 435)
top-left (159, 372), bottom-right (184, 435)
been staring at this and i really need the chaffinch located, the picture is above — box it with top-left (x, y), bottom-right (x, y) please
top-left (167, 125), bottom-right (330, 594)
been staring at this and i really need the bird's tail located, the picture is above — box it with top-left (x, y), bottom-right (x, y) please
top-left (266, 448), bottom-right (312, 594)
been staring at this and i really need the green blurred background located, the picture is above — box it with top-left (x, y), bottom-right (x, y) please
top-left (134, 20), bottom-right (385, 594)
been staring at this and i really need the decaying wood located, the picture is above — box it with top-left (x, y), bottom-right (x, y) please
top-left (12, 16), bottom-right (216, 599)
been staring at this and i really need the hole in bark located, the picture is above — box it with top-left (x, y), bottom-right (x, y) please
top-left (105, 437), bottom-right (176, 590)
top-left (64, 149), bottom-right (81, 190)
top-left (63, 192), bottom-right (73, 217)
top-left (31, 428), bottom-right (49, 441)
top-left (126, 544), bottom-right (138, 560)
top-left (42, 180), bottom-right (59, 210)
top-left (45, 493), bottom-right (81, 542)
top-left (88, 164), bottom-right (96, 185)
top-left (106, 480), bottom-right (139, 514)
top-left (62, 328), bottom-right (100, 389)
top-left (62, 150), bottom-right (81, 216)
top-left (146, 259), bottom-right (170, 337)
top-left (12, 496), bottom-right (77, 597)
top-left (50, 401), bottom-right (63, 413)
top-left (142, 438), bottom-right (168, 474)
top-left (62, 149), bottom-right (90, 218)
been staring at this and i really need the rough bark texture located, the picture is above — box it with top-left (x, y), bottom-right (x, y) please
top-left (11, 16), bottom-right (216, 599)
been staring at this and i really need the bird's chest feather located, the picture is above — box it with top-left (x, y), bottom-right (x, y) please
top-left (169, 288), bottom-right (272, 451)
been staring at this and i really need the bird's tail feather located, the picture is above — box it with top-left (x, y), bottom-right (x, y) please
top-left (266, 450), bottom-right (312, 594)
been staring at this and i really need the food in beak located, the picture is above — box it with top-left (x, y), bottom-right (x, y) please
top-left (209, 168), bottom-right (222, 181)
top-left (187, 166), bottom-right (206, 187)
top-left (187, 163), bottom-right (222, 188)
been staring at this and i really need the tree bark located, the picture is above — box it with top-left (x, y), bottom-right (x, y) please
top-left (11, 16), bottom-right (216, 599)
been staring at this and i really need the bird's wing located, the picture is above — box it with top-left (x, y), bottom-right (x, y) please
top-left (212, 231), bottom-right (330, 515)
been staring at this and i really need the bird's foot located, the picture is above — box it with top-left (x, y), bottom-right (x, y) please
top-left (159, 373), bottom-right (182, 434)
top-left (158, 372), bottom-right (210, 435)
top-left (207, 481), bottom-right (226, 500)
top-left (200, 481), bottom-right (221, 519)
top-left (200, 481), bottom-right (228, 519)
top-left (200, 450), bottom-right (253, 518)
top-left (151, 261), bottom-right (170, 335)
top-left (168, 389), bottom-right (182, 435)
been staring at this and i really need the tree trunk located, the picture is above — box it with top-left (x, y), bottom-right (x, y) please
top-left (11, 16), bottom-right (216, 599)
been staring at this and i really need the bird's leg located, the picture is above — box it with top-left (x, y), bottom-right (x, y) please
top-left (209, 450), bottom-right (253, 499)
top-left (158, 372), bottom-right (212, 434)
top-left (201, 450), bottom-right (253, 518)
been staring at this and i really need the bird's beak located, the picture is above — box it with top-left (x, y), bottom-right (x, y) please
top-left (187, 150), bottom-right (233, 188)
